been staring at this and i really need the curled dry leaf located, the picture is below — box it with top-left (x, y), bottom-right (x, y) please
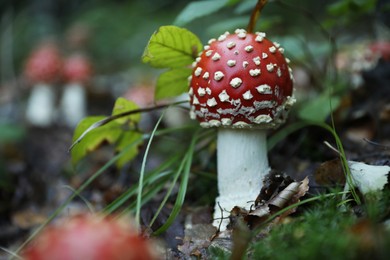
top-left (228, 173), bottom-right (310, 230)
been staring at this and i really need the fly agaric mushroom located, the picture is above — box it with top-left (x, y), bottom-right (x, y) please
top-left (22, 214), bottom-right (157, 260)
top-left (24, 42), bottom-right (62, 127)
top-left (189, 29), bottom-right (295, 230)
top-left (60, 53), bottom-right (92, 127)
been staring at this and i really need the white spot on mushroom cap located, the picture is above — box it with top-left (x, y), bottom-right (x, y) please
top-left (212, 53), bottom-right (221, 61)
top-left (221, 118), bottom-right (232, 126)
top-left (204, 45), bottom-right (210, 50)
top-left (285, 58), bottom-right (291, 63)
top-left (253, 56), bottom-right (261, 65)
top-left (289, 67), bottom-right (294, 80)
top-left (256, 84), bottom-right (272, 94)
top-left (277, 68), bottom-right (282, 77)
top-left (203, 72), bottom-right (209, 79)
top-left (208, 120), bottom-right (221, 127)
top-left (196, 57), bottom-right (201, 63)
top-left (235, 29), bottom-right (247, 39)
top-left (235, 28), bottom-right (246, 34)
top-left (286, 96), bottom-right (296, 107)
top-left (266, 63), bottom-right (275, 72)
top-left (230, 77), bottom-right (242, 88)
top-left (234, 50), bottom-right (239, 55)
top-left (227, 60), bottom-right (236, 67)
top-left (192, 95), bottom-right (200, 105)
top-left (208, 38), bottom-right (216, 44)
top-left (269, 46), bottom-right (276, 53)
top-left (275, 86), bottom-right (280, 98)
top-left (233, 121), bottom-right (249, 127)
top-left (218, 34), bottom-right (227, 41)
top-left (207, 97), bottom-right (217, 107)
top-left (189, 87), bottom-right (193, 95)
top-left (249, 69), bottom-right (261, 77)
top-left (253, 114), bottom-right (272, 124)
top-left (245, 45), bottom-right (254, 52)
top-left (218, 90), bottom-right (230, 102)
top-left (255, 35), bottom-right (264, 42)
top-left (243, 61), bottom-right (249, 68)
top-left (191, 61), bottom-right (197, 68)
top-left (206, 87), bottom-right (212, 95)
top-left (188, 75), bottom-right (193, 82)
top-left (254, 100), bottom-right (276, 109)
top-left (243, 90), bottom-right (253, 100)
top-left (205, 50), bottom-right (213, 57)
top-left (227, 41), bottom-right (236, 49)
top-left (279, 48), bottom-right (284, 54)
top-left (197, 87), bottom-right (206, 96)
top-left (262, 52), bottom-right (268, 59)
top-left (256, 32), bottom-right (266, 37)
top-left (214, 71), bottom-right (224, 81)
top-left (237, 32), bottom-right (246, 39)
top-left (273, 42), bottom-right (281, 48)
top-left (194, 67), bottom-right (202, 76)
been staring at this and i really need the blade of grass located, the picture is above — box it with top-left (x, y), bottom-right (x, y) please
top-left (148, 151), bottom-right (189, 228)
top-left (104, 154), bottom-right (180, 214)
top-left (152, 130), bottom-right (199, 235)
top-left (135, 110), bottom-right (166, 226)
top-left (60, 185), bottom-right (96, 213)
top-left (312, 121), bottom-right (361, 205)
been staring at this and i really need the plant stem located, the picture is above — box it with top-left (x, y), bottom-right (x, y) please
top-left (247, 0), bottom-right (268, 33)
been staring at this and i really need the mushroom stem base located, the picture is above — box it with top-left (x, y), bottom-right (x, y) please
top-left (213, 128), bottom-right (269, 230)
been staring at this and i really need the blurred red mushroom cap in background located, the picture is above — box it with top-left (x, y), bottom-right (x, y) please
top-left (369, 41), bottom-right (390, 61)
top-left (24, 42), bottom-right (63, 84)
top-left (22, 214), bottom-right (158, 260)
top-left (63, 54), bottom-right (93, 84)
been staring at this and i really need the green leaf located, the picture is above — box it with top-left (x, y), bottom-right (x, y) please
top-left (174, 0), bottom-right (230, 26)
top-left (115, 131), bottom-right (143, 168)
top-left (142, 25), bottom-right (202, 68)
top-left (71, 116), bottom-right (122, 165)
top-left (155, 68), bottom-right (192, 100)
top-left (298, 94), bottom-right (341, 122)
top-left (112, 97), bottom-right (141, 124)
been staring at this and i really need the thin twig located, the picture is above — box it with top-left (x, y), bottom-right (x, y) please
top-left (247, 0), bottom-right (268, 33)
top-left (323, 141), bottom-right (342, 156)
top-left (363, 138), bottom-right (390, 150)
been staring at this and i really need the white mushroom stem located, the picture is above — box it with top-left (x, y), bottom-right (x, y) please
top-left (60, 82), bottom-right (87, 128)
top-left (213, 128), bottom-right (270, 230)
top-left (26, 83), bottom-right (55, 127)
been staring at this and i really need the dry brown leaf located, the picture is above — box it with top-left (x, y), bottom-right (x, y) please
top-left (229, 176), bottom-right (310, 230)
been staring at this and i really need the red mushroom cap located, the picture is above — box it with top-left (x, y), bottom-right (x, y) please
top-left (22, 214), bottom-right (157, 260)
top-left (189, 29), bottom-right (295, 128)
top-left (369, 41), bottom-right (390, 61)
top-left (24, 42), bottom-right (63, 84)
top-left (63, 54), bottom-right (93, 83)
